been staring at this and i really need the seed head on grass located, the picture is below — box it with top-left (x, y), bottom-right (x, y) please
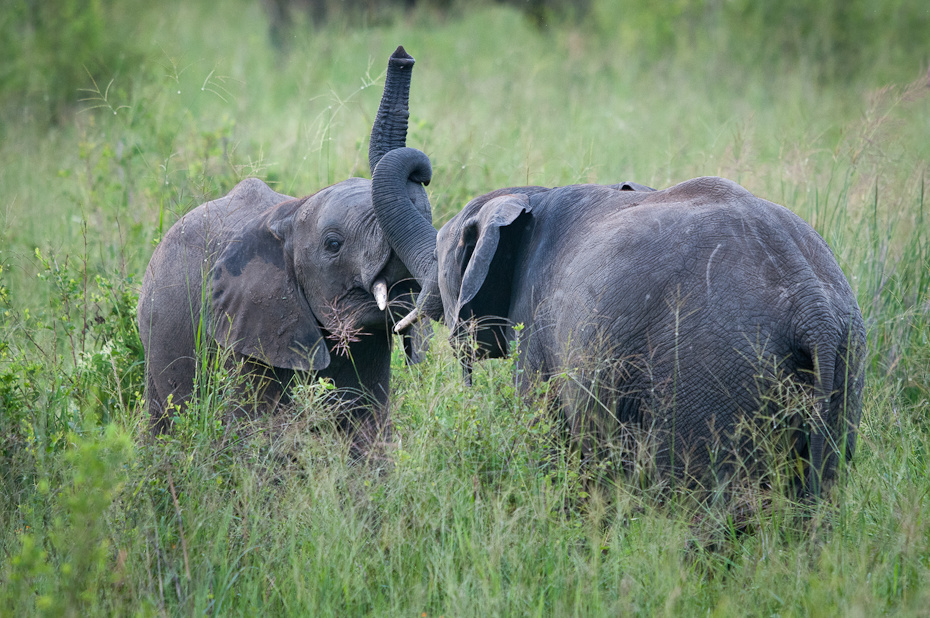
top-left (322, 297), bottom-right (370, 357)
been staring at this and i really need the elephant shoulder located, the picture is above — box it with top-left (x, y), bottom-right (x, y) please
top-left (214, 178), bottom-right (295, 221)
top-left (228, 177), bottom-right (293, 206)
top-left (156, 179), bottom-right (295, 248)
top-left (649, 176), bottom-right (755, 207)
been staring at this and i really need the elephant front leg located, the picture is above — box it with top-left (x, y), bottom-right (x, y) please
top-left (215, 353), bottom-right (292, 424)
top-left (554, 351), bottom-right (658, 480)
top-left (320, 332), bottom-right (395, 466)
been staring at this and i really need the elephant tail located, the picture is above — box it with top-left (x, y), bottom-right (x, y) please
top-left (804, 307), bottom-right (866, 497)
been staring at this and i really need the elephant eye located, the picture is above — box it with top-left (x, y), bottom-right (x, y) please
top-left (324, 236), bottom-right (343, 254)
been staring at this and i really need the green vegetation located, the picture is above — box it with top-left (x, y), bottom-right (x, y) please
top-left (1, 0), bottom-right (929, 614)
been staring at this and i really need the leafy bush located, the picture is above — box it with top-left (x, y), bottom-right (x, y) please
top-left (3, 426), bottom-right (134, 615)
top-left (0, 254), bottom-right (144, 508)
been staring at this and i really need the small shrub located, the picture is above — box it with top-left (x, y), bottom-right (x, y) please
top-left (3, 426), bottom-right (134, 615)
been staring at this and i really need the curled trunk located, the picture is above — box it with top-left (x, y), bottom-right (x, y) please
top-left (371, 147), bottom-right (444, 324)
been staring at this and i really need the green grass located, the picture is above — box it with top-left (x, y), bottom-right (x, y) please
top-left (2, 0), bottom-right (930, 614)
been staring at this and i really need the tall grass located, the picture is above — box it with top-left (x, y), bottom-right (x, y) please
top-left (1, 0), bottom-right (929, 614)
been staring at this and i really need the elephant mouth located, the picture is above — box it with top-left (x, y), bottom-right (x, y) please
top-left (320, 295), bottom-right (371, 356)
top-left (321, 278), bottom-right (419, 338)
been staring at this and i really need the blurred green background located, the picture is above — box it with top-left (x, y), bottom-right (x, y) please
top-left (2, 0), bottom-right (928, 118)
top-left (2, 0), bottom-right (928, 123)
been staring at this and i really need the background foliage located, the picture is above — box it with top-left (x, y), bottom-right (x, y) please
top-left (1, 0), bottom-right (929, 614)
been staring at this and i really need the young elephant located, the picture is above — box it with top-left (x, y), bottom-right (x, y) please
top-left (372, 147), bottom-right (866, 495)
top-left (137, 47), bottom-right (432, 448)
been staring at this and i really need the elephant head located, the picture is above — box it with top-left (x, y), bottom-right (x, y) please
top-left (208, 176), bottom-right (417, 372)
top-left (372, 148), bottom-right (566, 351)
top-left (138, 46), bottom-right (434, 435)
top-left (372, 148), bottom-right (552, 384)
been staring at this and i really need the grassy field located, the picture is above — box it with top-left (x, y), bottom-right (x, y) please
top-left (2, 0), bottom-right (929, 614)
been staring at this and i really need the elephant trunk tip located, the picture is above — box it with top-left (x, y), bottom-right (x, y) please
top-left (394, 307), bottom-right (420, 333)
top-left (390, 46), bottom-right (415, 66)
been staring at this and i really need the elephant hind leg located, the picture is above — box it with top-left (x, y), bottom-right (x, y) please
top-left (556, 365), bottom-right (663, 483)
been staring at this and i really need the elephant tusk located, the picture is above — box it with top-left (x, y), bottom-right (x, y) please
top-left (372, 279), bottom-right (388, 311)
top-left (393, 307), bottom-right (420, 333)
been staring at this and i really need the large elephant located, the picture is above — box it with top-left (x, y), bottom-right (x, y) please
top-left (137, 47), bottom-right (433, 450)
top-left (372, 147), bottom-right (866, 495)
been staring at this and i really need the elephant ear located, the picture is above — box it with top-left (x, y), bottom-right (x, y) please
top-left (446, 193), bottom-right (531, 358)
top-left (208, 200), bottom-right (330, 371)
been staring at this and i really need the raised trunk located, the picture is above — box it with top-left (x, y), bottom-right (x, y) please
top-left (369, 46), bottom-right (415, 175)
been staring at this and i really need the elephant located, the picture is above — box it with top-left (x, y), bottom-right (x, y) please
top-left (137, 47), bottom-right (434, 451)
top-left (371, 147), bottom-right (866, 495)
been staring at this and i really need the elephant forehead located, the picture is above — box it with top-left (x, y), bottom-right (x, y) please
top-left (435, 227), bottom-right (454, 274)
top-left (436, 219), bottom-right (462, 250)
top-left (298, 179), bottom-right (377, 227)
top-left (290, 179), bottom-right (391, 267)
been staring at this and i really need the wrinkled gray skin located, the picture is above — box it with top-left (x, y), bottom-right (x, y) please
top-left (138, 47), bottom-right (433, 448)
top-left (372, 147), bottom-right (866, 495)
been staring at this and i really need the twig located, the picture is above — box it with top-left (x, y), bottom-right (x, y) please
top-left (166, 468), bottom-right (192, 583)
top-left (153, 515), bottom-right (165, 611)
top-left (82, 221), bottom-right (89, 356)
